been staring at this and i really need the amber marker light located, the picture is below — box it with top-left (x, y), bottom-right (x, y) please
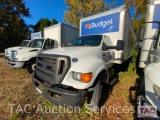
top-left (81, 73), bottom-right (92, 83)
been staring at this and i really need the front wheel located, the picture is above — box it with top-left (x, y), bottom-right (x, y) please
top-left (26, 62), bottom-right (36, 74)
top-left (87, 79), bottom-right (102, 110)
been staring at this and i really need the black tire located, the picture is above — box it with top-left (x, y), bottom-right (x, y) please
top-left (136, 73), bottom-right (145, 96)
top-left (26, 62), bottom-right (36, 74)
top-left (87, 79), bottom-right (102, 110)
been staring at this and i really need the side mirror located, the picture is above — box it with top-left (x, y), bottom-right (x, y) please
top-left (105, 40), bottom-right (124, 50)
top-left (116, 40), bottom-right (124, 50)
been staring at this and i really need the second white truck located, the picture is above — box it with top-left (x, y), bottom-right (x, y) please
top-left (7, 23), bottom-right (79, 73)
top-left (32, 5), bottom-right (136, 108)
top-left (4, 32), bottom-right (42, 60)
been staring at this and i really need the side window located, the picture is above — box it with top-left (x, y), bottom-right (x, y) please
top-left (43, 40), bottom-right (49, 49)
top-left (102, 36), bottom-right (112, 51)
top-left (103, 36), bottom-right (112, 46)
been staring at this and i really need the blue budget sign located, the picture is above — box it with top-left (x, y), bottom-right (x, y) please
top-left (152, 4), bottom-right (160, 29)
top-left (81, 12), bottom-right (120, 36)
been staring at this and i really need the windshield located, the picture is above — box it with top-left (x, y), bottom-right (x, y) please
top-left (20, 41), bottom-right (30, 47)
top-left (28, 39), bottom-right (44, 48)
top-left (71, 35), bottom-right (102, 47)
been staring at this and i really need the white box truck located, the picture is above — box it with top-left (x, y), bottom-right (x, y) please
top-left (32, 5), bottom-right (136, 108)
top-left (136, 0), bottom-right (160, 118)
top-left (7, 23), bottom-right (79, 73)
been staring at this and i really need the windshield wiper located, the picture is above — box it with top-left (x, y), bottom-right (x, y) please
top-left (73, 44), bottom-right (84, 46)
top-left (84, 44), bottom-right (91, 46)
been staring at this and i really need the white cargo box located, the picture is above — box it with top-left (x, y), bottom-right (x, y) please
top-left (44, 23), bottom-right (79, 46)
top-left (80, 5), bottom-right (136, 64)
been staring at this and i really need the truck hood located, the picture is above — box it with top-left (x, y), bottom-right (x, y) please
top-left (42, 47), bottom-right (100, 58)
top-left (16, 48), bottom-right (41, 55)
top-left (8, 46), bottom-right (22, 50)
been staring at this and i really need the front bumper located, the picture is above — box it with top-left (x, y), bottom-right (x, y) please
top-left (7, 59), bottom-right (25, 68)
top-left (32, 71), bottom-right (87, 107)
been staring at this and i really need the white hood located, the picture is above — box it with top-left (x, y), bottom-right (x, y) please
top-left (42, 46), bottom-right (100, 58)
top-left (5, 46), bottom-right (23, 56)
top-left (15, 48), bottom-right (41, 55)
top-left (8, 46), bottom-right (22, 50)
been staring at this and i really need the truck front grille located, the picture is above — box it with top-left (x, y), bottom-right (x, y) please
top-left (35, 53), bottom-right (71, 85)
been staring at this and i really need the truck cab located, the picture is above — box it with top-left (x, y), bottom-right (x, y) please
top-left (4, 40), bottom-right (30, 60)
top-left (7, 38), bottom-right (57, 73)
top-left (32, 35), bottom-right (124, 108)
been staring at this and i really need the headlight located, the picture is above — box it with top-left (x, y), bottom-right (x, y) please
top-left (73, 72), bottom-right (81, 80)
top-left (153, 84), bottom-right (160, 100)
top-left (10, 51), bottom-right (17, 61)
top-left (73, 72), bottom-right (92, 83)
top-left (13, 51), bottom-right (17, 58)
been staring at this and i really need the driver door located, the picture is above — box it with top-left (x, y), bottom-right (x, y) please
top-left (102, 36), bottom-right (114, 68)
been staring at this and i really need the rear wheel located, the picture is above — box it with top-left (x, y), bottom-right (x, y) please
top-left (87, 79), bottom-right (102, 110)
top-left (26, 62), bottom-right (36, 74)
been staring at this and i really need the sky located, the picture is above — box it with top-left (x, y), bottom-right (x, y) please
top-left (23, 0), bottom-right (126, 25)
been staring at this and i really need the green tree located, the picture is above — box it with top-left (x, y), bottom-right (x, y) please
top-left (51, 18), bottom-right (58, 25)
top-left (32, 20), bottom-right (41, 32)
top-left (33, 18), bottom-right (58, 32)
top-left (64, 0), bottom-right (112, 28)
top-left (0, 0), bottom-right (30, 51)
top-left (125, 0), bottom-right (147, 32)
top-left (38, 18), bottom-right (51, 31)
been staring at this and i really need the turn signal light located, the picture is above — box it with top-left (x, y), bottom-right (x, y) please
top-left (81, 73), bottom-right (92, 83)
